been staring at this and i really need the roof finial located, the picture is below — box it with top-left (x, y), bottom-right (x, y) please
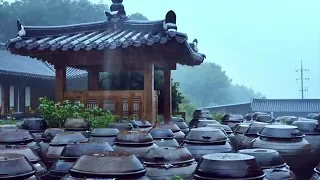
top-left (105, 0), bottom-right (127, 22)
top-left (163, 10), bottom-right (177, 37)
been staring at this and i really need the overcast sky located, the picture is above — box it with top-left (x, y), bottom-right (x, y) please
top-left (6, 0), bottom-right (320, 99)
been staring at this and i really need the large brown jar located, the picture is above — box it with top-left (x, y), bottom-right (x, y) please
top-left (108, 123), bottom-right (134, 131)
top-left (46, 142), bottom-right (113, 179)
top-left (112, 131), bottom-right (158, 161)
top-left (149, 129), bottom-right (179, 147)
top-left (196, 120), bottom-right (220, 128)
top-left (0, 153), bottom-right (38, 179)
top-left (63, 118), bottom-right (90, 138)
top-left (39, 128), bottom-right (65, 159)
top-left (255, 115), bottom-right (273, 123)
top-left (233, 124), bottom-right (250, 151)
top-left (89, 128), bottom-right (119, 146)
top-left (182, 127), bottom-right (233, 162)
top-left (193, 109), bottom-right (214, 119)
top-left (238, 123), bottom-right (267, 150)
top-left (221, 114), bottom-right (244, 130)
top-left (251, 125), bottom-right (313, 180)
top-left (155, 124), bottom-right (185, 144)
top-left (42, 132), bottom-right (88, 168)
top-left (131, 120), bottom-right (152, 132)
top-left (194, 153), bottom-right (265, 180)
top-left (19, 118), bottom-right (48, 142)
top-left (238, 149), bottom-right (296, 180)
top-left (62, 152), bottom-right (149, 179)
top-left (170, 121), bottom-right (189, 134)
top-left (0, 129), bottom-right (41, 156)
top-left (0, 124), bottom-right (18, 132)
top-left (205, 124), bottom-right (236, 148)
top-left (0, 145), bottom-right (47, 178)
top-left (143, 147), bottom-right (197, 180)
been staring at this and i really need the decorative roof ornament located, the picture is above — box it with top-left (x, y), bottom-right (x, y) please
top-left (105, 0), bottom-right (128, 23)
top-left (192, 39), bottom-right (198, 52)
top-left (163, 10), bottom-right (177, 37)
top-left (17, 19), bottom-right (26, 37)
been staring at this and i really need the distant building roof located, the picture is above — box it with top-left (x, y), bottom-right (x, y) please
top-left (0, 43), bottom-right (87, 79)
top-left (203, 102), bottom-right (251, 109)
top-left (251, 98), bottom-right (320, 113)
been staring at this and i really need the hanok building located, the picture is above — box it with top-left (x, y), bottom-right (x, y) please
top-left (0, 43), bottom-right (87, 117)
top-left (6, 0), bottom-right (206, 123)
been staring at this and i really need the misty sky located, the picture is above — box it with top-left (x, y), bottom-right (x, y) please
top-left (5, 0), bottom-right (320, 99)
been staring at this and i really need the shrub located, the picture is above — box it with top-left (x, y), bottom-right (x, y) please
top-left (38, 97), bottom-right (117, 128)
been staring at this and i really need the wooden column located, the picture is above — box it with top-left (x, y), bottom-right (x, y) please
top-left (55, 65), bottom-right (66, 103)
top-left (144, 62), bottom-right (155, 124)
top-left (163, 70), bottom-right (172, 123)
top-left (88, 67), bottom-right (100, 90)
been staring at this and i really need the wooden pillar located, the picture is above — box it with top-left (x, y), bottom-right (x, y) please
top-left (163, 70), bottom-right (172, 123)
top-left (88, 67), bottom-right (100, 90)
top-left (55, 65), bottom-right (66, 102)
top-left (144, 62), bottom-right (154, 124)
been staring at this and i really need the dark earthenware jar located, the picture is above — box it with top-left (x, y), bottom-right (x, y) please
top-left (0, 124), bottom-right (18, 132)
top-left (108, 123), bottom-right (134, 131)
top-left (251, 125), bottom-right (313, 180)
top-left (0, 129), bottom-right (40, 156)
top-left (238, 124), bottom-right (267, 150)
top-left (193, 109), bottom-right (214, 120)
top-left (46, 142), bottom-right (113, 179)
top-left (292, 120), bottom-right (320, 167)
top-left (310, 162), bottom-right (320, 180)
top-left (155, 124), bottom-right (185, 144)
top-left (238, 149), bottom-right (296, 180)
top-left (19, 118), bottom-right (48, 143)
top-left (252, 112), bottom-right (268, 120)
top-left (66, 152), bottom-right (149, 179)
top-left (89, 128), bottom-right (119, 146)
top-left (131, 120), bottom-right (152, 132)
top-left (233, 124), bottom-right (250, 151)
top-left (182, 128), bottom-right (233, 162)
top-left (205, 124), bottom-right (236, 148)
top-left (143, 147), bottom-right (197, 180)
top-left (196, 120), bottom-right (220, 128)
top-left (194, 153), bottom-right (265, 180)
top-left (308, 113), bottom-right (319, 119)
top-left (0, 153), bottom-right (37, 179)
top-left (170, 117), bottom-right (185, 122)
top-left (221, 114), bottom-right (244, 130)
top-left (112, 131), bottom-right (158, 161)
top-left (149, 129), bottom-right (179, 147)
top-left (39, 128), bottom-right (65, 160)
top-left (61, 174), bottom-right (149, 180)
top-left (42, 132), bottom-right (88, 168)
top-left (0, 145), bottom-right (47, 178)
top-left (189, 118), bottom-right (206, 129)
top-left (256, 115), bottom-right (273, 123)
top-left (170, 121), bottom-right (189, 134)
top-left (64, 118), bottom-right (90, 138)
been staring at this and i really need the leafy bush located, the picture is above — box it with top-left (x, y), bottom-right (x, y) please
top-left (0, 120), bottom-right (16, 125)
top-left (211, 111), bottom-right (224, 122)
top-left (179, 103), bottom-right (196, 122)
top-left (38, 97), bottom-right (117, 128)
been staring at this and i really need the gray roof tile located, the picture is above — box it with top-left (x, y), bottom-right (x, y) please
top-left (251, 99), bottom-right (320, 113)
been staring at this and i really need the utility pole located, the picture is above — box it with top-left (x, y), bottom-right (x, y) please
top-left (295, 60), bottom-right (309, 99)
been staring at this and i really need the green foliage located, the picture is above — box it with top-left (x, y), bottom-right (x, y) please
top-left (178, 103), bottom-right (196, 122)
top-left (210, 111), bottom-right (224, 122)
top-left (38, 97), bottom-right (117, 128)
top-left (0, 120), bottom-right (16, 125)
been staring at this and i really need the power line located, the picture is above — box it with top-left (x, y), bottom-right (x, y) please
top-left (295, 60), bottom-right (309, 99)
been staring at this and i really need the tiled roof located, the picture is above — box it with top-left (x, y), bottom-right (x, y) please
top-left (251, 99), bottom-right (320, 113)
top-left (0, 44), bottom-right (87, 79)
top-left (6, 5), bottom-right (205, 66)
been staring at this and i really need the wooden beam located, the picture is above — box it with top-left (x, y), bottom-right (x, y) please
top-left (55, 64), bottom-right (66, 102)
top-left (163, 70), bottom-right (172, 122)
top-left (143, 62), bottom-right (155, 124)
top-left (88, 67), bottom-right (100, 90)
